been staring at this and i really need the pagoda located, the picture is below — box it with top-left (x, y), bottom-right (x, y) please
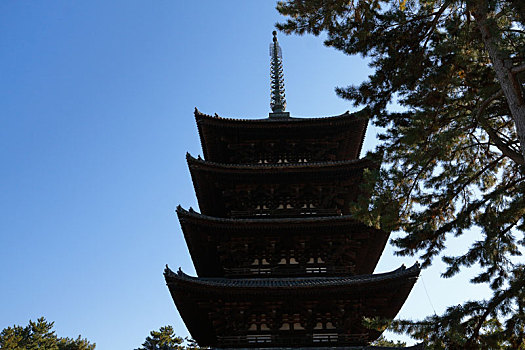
top-left (165, 32), bottom-right (421, 349)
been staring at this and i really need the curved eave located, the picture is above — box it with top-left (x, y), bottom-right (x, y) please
top-left (194, 108), bottom-right (370, 162)
top-left (165, 263), bottom-right (420, 293)
top-left (177, 206), bottom-right (377, 228)
top-left (195, 107), bottom-right (370, 124)
top-left (187, 153), bottom-right (378, 174)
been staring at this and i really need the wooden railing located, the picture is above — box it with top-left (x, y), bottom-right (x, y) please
top-left (230, 208), bottom-right (340, 218)
top-left (217, 332), bottom-right (369, 347)
top-left (223, 265), bottom-right (352, 277)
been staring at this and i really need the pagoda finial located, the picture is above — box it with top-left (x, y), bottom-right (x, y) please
top-left (269, 31), bottom-right (289, 118)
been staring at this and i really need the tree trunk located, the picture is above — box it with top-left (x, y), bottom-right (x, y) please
top-left (473, 0), bottom-right (525, 165)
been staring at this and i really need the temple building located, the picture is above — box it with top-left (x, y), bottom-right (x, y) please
top-left (165, 32), bottom-right (421, 349)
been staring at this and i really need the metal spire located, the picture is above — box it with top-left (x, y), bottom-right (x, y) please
top-left (269, 31), bottom-right (289, 118)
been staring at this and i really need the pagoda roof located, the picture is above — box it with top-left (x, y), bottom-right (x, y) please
top-left (194, 108), bottom-right (370, 163)
top-left (194, 107), bottom-right (369, 125)
top-left (165, 264), bottom-right (420, 347)
top-left (177, 205), bottom-right (380, 228)
top-left (165, 263), bottom-right (420, 292)
top-left (177, 207), bottom-right (389, 277)
top-left (187, 153), bottom-right (376, 172)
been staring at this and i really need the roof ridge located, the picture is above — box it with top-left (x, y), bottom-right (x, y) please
top-left (186, 153), bottom-right (375, 170)
top-left (177, 206), bottom-right (356, 222)
top-left (164, 263), bottom-right (420, 288)
top-left (194, 107), bottom-right (370, 123)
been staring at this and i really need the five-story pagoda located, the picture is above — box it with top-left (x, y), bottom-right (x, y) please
top-left (165, 32), bottom-right (421, 349)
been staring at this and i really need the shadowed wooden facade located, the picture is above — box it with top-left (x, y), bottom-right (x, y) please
top-left (187, 154), bottom-right (377, 218)
top-left (166, 264), bottom-right (419, 348)
top-left (166, 109), bottom-right (420, 348)
top-left (177, 207), bottom-right (388, 278)
top-left (194, 108), bottom-right (369, 164)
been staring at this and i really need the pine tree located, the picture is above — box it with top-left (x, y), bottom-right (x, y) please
top-left (0, 317), bottom-right (95, 350)
top-left (135, 326), bottom-right (184, 350)
top-left (135, 326), bottom-right (207, 350)
top-left (277, 0), bottom-right (525, 348)
top-left (372, 335), bottom-right (407, 347)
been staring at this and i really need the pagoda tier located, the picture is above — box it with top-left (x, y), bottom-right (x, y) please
top-left (187, 154), bottom-right (377, 218)
top-left (195, 108), bottom-right (369, 164)
top-left (164, 264), bottom-right (420, 348)
top-left (177, 207), bottom-right (388, 278)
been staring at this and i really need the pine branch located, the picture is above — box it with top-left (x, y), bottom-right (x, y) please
top-left (475, 90), bottom-right (525, 165)
top-left (437, 154), bottom-right (504, 208)
top-left (402, 157), bottom-right (436, 214)
top-left (422, 0), bottom-right (451, 48)
top-left (466, 273), bottom-right (525, 347)
top-left (379, 11), bottom-right (438, 30)
top-left (404, 155), bottom-right (506, 264)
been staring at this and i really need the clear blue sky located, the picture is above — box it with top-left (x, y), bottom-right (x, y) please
top-left (1, 1), bottom-right (490, 349)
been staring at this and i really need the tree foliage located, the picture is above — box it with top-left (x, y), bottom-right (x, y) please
top-left (277, 0), bottom-right (525, 348)
top-left (0, 317), bottom-right (95, 350)
top-left (135, 326), bottom-right (207, 350)
top-left (372, 335), bottom-right (407, 347)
